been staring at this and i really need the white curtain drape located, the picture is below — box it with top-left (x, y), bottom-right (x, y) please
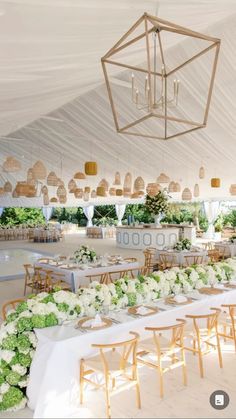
top-left (83, 205), bottom-right (94, 227)
top-left (42, 207), bottom-right (53, 222)
top-left (0, 208), bottom-right (4, 217)
top-left (115, 204), bottom-right (126, 226)
top-left (203, 201), bottom-right (221, 239)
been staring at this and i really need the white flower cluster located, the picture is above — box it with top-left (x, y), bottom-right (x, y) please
top-left (73, 245), bottom-right (97, 264)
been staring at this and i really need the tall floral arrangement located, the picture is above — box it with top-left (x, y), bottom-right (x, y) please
top-left (145, 190), bottom-right (169, 216)
top-left (73, 245), bottom-right (97, 264)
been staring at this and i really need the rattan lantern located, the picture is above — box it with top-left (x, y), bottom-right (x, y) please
top-left (59, 195), bottom-right (67, 204)
top-left (109, 187), bottom-right (116, 196)
top-left (12, 188), bottom-right (19, 198)
top-left (43, 194), bottom-right (49, 206)
top-left (182, 187), bottom-right (192, 201)
top-left (56, 178), bottom-right (65, 187)
top-left (97, 186), bottom-right (106, 197)
top-left (85, 162), bottom-right (97, 176)
top-left (199, 166), bottom-right (205, 179)
top-left (146, 183), bottom-right (158, 196)
top-left (91, 189), bottom-right (97, 198)
top-left (156, 173), bottom-right (170, 184)
top-left (211, 178), bottom-right (221, 188)
top-left (68, 179), bottom-right (77, 192)
top-left (47, 171), bottom-right (58, 186)
top-left (3, 156), bottom-right (21, 172)
top-left (32, 160), bottom-right (47, 180)
top-left (0, 187), bottom-right (5, 196)
top-left (56, 185), bottom-right (66, 198)
top-left (174, 182), bottom-right (181, 192)
top-left (124, 172), bottom-right (132, 189)
top-left (168, 181), bottom-right (176, 193)
top-left (193, 183), bottom-right (200, 197)
top-left (15, 182), bottom-right (31, 196)
top-left (116, 189), bottom-right (123, 196)
top-left (74, 188), bottom-right (83, 199)
top-left (4, 181), bottom-right (12, 193)
top-left (41, 185), bottom-right (48, 195)
top-left (230, 184), bottom-right (236, 196)
top-left (83, 192), bottom-right (89, 202)
top-left (123, 188), bottom-right (131, 197)
top-left (84, 186), bottom-right (91, 194)
top-left (50, 197), bottom-right (58, 203)
top-left (74, 171), bottom-right (86, 180)
top-left (26, 186), bottom-right (37, 198)
top-left (99, 179), bottom-right (109, 191)
top-left (131, 192), bottom-right (140, 198)
top-left (134, 176), bottom-right (145, 191)
top-left (113, 172), bottom-right (121, 185)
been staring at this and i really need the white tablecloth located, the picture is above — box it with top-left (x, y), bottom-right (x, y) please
top-left (35, 261), bottom-right (139, 291)
top-left (215, 242), bottom-right (236, 257)
top-left (156, 249), bottom-right (207, 266)
top-left (27, 288), bottom-right (236, 418)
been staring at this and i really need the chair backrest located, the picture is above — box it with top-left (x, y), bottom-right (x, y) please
top-left (186, 308), bottom-right (221, 336)
top-left (23, 263), bottom-right (33, 278)
top-left (217, 246), bottom-right (226, 259)
top-left (159, 252), bottom-right (177, 269)
top-left (2, 299), bottom-right (25, 321)
top-left (145, 319), bottom-right (186, 355)
top-left (92, 332), bottom-right (139, 372)
top-left (221, 304), bottom-right (236, 329)
top-left (184, 255), bottom-right (204, 266)
top-left (143, 247), bottom-right (157, 272)
top-left (207, 249), bottom-right (220, 262)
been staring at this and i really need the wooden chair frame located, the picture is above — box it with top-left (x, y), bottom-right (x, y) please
top-left (159, 253), bottom-right (178, 270)
top-left (183, 254), bottom-right (204, 267)
top-left (2, 299), bottom-right (25, 321)
top-left (218, 304), bottom-right (236, 352)
top-left (80, 332), bottom-right (141, 418)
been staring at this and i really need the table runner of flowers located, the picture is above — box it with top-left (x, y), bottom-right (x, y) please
top-left (0, 258), bottom-right (236, 412)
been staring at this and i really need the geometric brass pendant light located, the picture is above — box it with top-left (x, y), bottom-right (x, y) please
top-left (101, 13), bottom-right (221, 140)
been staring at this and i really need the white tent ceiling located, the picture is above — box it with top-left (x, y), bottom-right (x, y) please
top-left (0, 0), bottom-right (236, 207)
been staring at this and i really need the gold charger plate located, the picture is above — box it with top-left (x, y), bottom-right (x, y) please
top-left (128, 305), bottom-right (158, 316)
top-left (225, 283), bottom-right (236, 289)
top-left (199, 287), bottom-right (224, 295)
top-left (165, 296), bottom-right (193, 306)
top-left (77, 316), bottom-right (112, 330)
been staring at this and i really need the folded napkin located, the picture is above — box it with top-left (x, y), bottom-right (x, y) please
top-left (136, 306), bottom-right (150, 315)
top-left (173, 295), bottom-right (188, 303)
top-left (90, 314), bottom-right (104, 328)
top-left (229, 280), bottom-right (236, 285)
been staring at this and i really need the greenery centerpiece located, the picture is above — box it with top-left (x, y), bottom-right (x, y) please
top-left (173, 238), bottom-right (192, 251)
top-left (73, 245), bottom-right (97, 264)
top-left (145, 190), bottom-right (169, 226)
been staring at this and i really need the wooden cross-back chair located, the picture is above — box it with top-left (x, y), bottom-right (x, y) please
top-left (183, 308), bottom-right (223, 378)
top-left (218, 304), bottom-right (236, 352)
top-left (159, 253), bottom-right (178, 270)
top-left (34, 269), bottom-right (71, 293)
top-left (183, 254), bottom-right (204, 267)
top-left (80, 332), bottom-right (141, 418)
top-left (2, 299), bottom-right (25, 321)
top-left (143, 247), bottom-right (157, 274)
top-left (137, 319), bottom-right (187, 398)
top-left (207, 249), bottom-right (220, 263)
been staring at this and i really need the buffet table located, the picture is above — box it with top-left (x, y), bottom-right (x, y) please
top-left (27, 288), bottom-right (236, 418)
top-left (116, 226), bottom-right (179, 250)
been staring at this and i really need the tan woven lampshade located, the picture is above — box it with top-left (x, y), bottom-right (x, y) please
top-left (84, 186), bottom-right (91, 194)
top-left (15, 182), bottom-right (31, 196)
top-left (97, 186), bottom-right (106, 197)
top-left (116, 188), bottom-right (123, 196)
top-left (74, 188), bottom-right (83, 198)
top-left (137, 190), bottom-right (144, 196)
top-left (131, 192), bottom-right (140, 198)
top-left (59, 195), bottom-right (67, 204)
top-left (174, 182), bottom-right (181, 192)
top-left (74, 171), bottom-right (86, 180)
top-left (43, 194), bottom-right (49, 205)
top-left (123, 188), bottom-right (131, 197)
top-left (3, 156), bottom-right (21, 172)
top-left (91, 189), bottom-right (97, 198)
top-left (83, 192), bottom-right (89, 202)
top-left (193, 183), bottom-right (200, 197)
top-left (41, 185), bottom-right (48, 195)
top-left (0, 187), bottom-right (5, 196)
top-left (85, 162), bottom-right (97, 176)
top-left (99, 179), bottom-right (109, 191)
top-left (124, 172), bottom-right (132, 189)
top-left (168, 181), bottom-right (176, 193)
top-left (4, 181), bottom-right (12, 193)
top-left (211, 178), bottom-right (221, 188)
top-left (27, 168), bottom-right (36, 185)
top-left (56, 178), bottom-right (65, 187)
top-left (230, 184), bottom-right (236, 196)
top-left (109, 187), bottom-right (116, 196)
top-left (26, 186), bottom-right (37, 198)
top-left (113, 172), bottom-right (121, 185)
top-left (50, 197), bottom-right (58, 203)
top-left (134, 176), bottom-right (145, 191)
top-left (157, 173), bottom-right (170, 183)
top-left (146, 183), bottom-right (158, 196)
top-left (68, 179), bottom-right (77, 192)
top-left (182, 187), bottom-right (192, 201)
top-left (57, 185), bottom-right (66, 198)
top-left (47, 171), bottom-right (58, 186)
top-left (32, 160), bottom-right (47, 180)
top-left (12, 188), bottom-right (19, 198)
top-left (199, 166), bottom-right (205, 179)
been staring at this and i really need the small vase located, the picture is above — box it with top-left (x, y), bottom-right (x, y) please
top-left (154, 214), bottom-right (162, 227)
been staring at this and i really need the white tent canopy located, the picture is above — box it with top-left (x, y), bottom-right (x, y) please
top-left (0, 0), bottom-right (236, 207)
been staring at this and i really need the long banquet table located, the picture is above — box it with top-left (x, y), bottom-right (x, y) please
top-left (27, 287), bottom-right (236, 418)
top-left (34, 260), bottom-right (140, 291)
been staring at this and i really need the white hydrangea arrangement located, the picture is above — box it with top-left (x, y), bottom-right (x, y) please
top-left (73, 245), bottom-right (97, 264)
top-left (0, 258), bottom-right (236, 412)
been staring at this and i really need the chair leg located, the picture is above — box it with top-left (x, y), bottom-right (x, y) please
top-left (134, 367), bottom-right (141, 409)
top-left (196, 336), bottom-right (204, 378)
top-left (104, 377), bottom-right (111, 419)
top-left (181, 348), bottom-right (187, 386)
top-left (216, 333), bottom-right (223, 369)
top-left (80, 360), bottom-right (84, 404)
top-left (158, 360), bottom-right (164, 398)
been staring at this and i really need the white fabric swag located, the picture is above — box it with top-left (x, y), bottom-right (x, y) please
top-left (41, 207), bottom-right (53, 222)
top-left (83, 205), bottom-right (94, 227)
top-left (0, 208), bottom-right (4, 217)
top-left (115, 204), bottom-right (126, 226)
top-left (203, 201), bottom-right (221, 239)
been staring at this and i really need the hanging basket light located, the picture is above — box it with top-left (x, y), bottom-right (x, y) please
top-left (85, 162), bottom-right (97, 176)
top-left (174, 182), bottom-right (181, 192)
top-left (15, 182), bottom-right (31, 196)
top-left (182, 188), bottom-right (192, 201)
top-left (168, 181), bottom-right (176, 193)
top-left (68, 179), bottom-right (77, 192)
top-left (84, 186), bottom-right (91, 194)
top-left (99, 179), bottom-right (109, 191)
top-left (43, 194), bottom-right (49, 206)
top-left (12, 188), bottom-right (19, 198)
top-left (193, 183), bottom-right (200, 197)
top-left (97, 186), bottom-right (106, 197)
top-left (56, 178), bottom-right (65, 187)
top-left (134, 176), bottom-right (145, 191)
top-left (3, 156), bottom-right (21, 172)
top-left (0, 187), bottom-right (5, 196)
top-left (157, 173), bottom-right (170, 184)
top-left (199, 166), bottom-right (205, 179)
top-left (50, 197), bottom-right (58, 203)
top-left (74, 171), bottom-right (86, 180)
top-left (211, 178), bottom-right (221, 188)
top-left (91, 189), bottom-right (97, 198)
top-left (230, 184), bottom-right (236, 196)
top-left (146, 183), bottom-right (158, 196)
top-left (56, 185), bottom-right (66, 198)
top-left (123, 188), bottom-right (131, 197)
top-left (41, 185), bottom-right (48, 195)
top-left (131, 192), bottom-right (140, 199)
top-left (124, 172), bottom-right (132, 189)
top-left (109, 187), bottom-right (116, 196)
top-left (59, 196), bottom-right (67, 204)
top-left (4, 181), bottom-right (12, 193)
top-left (113, 172), bottom-right (121, 185)
top-left (74, 188), bottom-right (84, 199)
top-left (116, 189), bottom-right (123, 196)
top-left (32, 160), bottom-right (47, 180)
top-left (47, 171), bottom-right (58, 186)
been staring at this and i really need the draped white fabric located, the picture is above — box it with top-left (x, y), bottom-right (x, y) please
top-left (0, 208), bottom-right (4, 217)
top-left (115, 204), bottom-right (126, 226)
top-left (203, 201), bottom-right (221, 239)
top-left (83, 205), bottom-right (94, 227)
top-left (41, 207), bottom-right (53, 222)
top-left (0, 1), bottom-right (236, 206)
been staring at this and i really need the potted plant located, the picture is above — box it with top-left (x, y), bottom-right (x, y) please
top-left (145, 190), bottom-right (169, 226)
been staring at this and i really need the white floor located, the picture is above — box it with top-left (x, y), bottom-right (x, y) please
top-left (0, 234), bottom-right (235, 419)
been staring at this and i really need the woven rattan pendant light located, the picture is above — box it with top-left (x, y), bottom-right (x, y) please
top-left (47, 171), bottom-right (58, 186)
top-left (74, 171), bottom-right (86, 180)
top-left (230, 184), bottom-right (236, 196)
top-left (32, 160), bottom-right (47, 180)
top-left (134, 176), bottom-right (145, 191)
top-left (168, 181), bottom-right (176, 193)
top-left (199, 166), bottom-right (205, 179)
top-left (4, 181), bottom-right (12, 193)
top-left (3, 156), bottom-right (21, 172)
top-left (113, 171), bottom-right (121, 185)
top-left (0, 187), bottom-right (5, 196)
top-left (74, 188), bottom-right (83, 199)
top-left (50, 196), bottom-right (58, 203)
top-left (41, 185), bottom-right (48, 195)
top-left (97, 186), bottom-right (106, 197)
top-left (68, 179), bottom-right (77, 192)
top-left (182, 187), bottom-right (192, 201)
top-left (109, 187), bottom-right (116, 196)
top-left (124, 172), bottom-right (132, 189)
top-left (91, 189), bottom-right (97, 198)
top-left (56, 178), bottom-right (65, 187)
top-left (85, 162), bottom-right (97, 176)
top-left (116, 188), bottom-right (123, 196)
top-left (99, 179), bottom-right (109, 191)
top-left (157, 173), bottom-right (170, 184)
top-left (193, 183), bottom-right (200, 197)
top-left (174, 182), bottom-right (181, 192)
top-left (84, 186), bottom-right (91, 194)
top-left (43, 194), bottom-right (49, 205)
top-left (59, 195), bottom-right (67, 204)
top-left (57, 185), bottom-right (66, 198)
top-left (12, 188), bottom-right (19, 198)
top-left (211, 178), bottom-right (221, 188)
